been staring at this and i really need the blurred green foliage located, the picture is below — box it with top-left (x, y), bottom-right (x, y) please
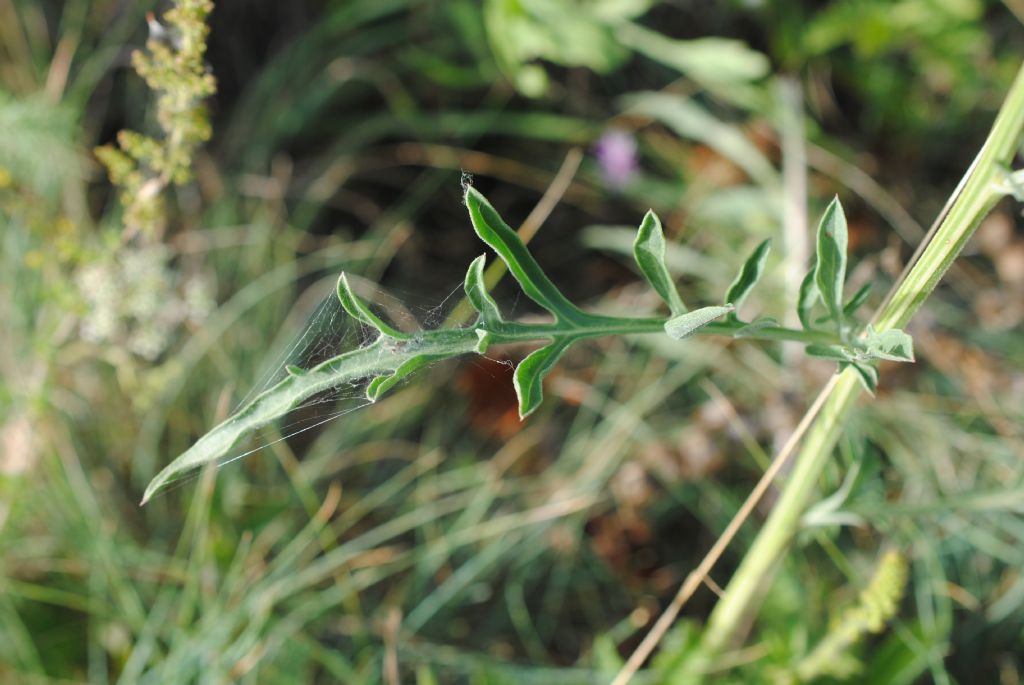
top-left (1, 0), bottom-right (1024, 683)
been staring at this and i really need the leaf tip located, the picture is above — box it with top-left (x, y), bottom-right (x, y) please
top-left (365, 378), bottom-right (383, 402)
top-left (463, 184), bottom-right (484, 207)
top-left (335, 271), bottom-right (355, 306)
top-left (512, 369), bottom-right (534, 420)
top-left (516, 388), bottom-right (543, 420)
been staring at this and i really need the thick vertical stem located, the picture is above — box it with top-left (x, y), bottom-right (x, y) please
top-left (700, 370), bottom-right (860, 654)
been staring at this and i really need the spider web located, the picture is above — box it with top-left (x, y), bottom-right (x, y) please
top-left (153, 254), bottom-right (553, 501)
top-left (157, 274), bottom-right (478, 498)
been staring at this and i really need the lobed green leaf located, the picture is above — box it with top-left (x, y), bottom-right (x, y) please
top-left (633, 210), bottom-right (687, 315)
top-left (630, 209), bottom-right (688, 313)
top-left (465, 187), bottom-right (585, 323)
top-left (367, 355), bottom-right (437, 401)
top-left (463, 254), bottom-right (504, 323)
top-left (142, 337), bottom-right (407, 504)
top-left (724, 238), bottom-right (771, 320)
top-left (513, 337), bottom-right (576, 418)
top-left (336, 273), bottom-right (411, 340)
top-left (814, 197), bottom-right (849, 327)
top-left (797, 268), bottom-right (819, 331)
top-left (842, 361), bottom-right (879, 396)
top-left (664, 304), bottom-right (733, 340)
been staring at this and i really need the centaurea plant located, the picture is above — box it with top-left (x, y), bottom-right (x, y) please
top-left (143, 187), bottom-right (912, 503)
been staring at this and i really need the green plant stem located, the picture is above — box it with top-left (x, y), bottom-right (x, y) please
top-left (698, 61), bottom-right (1024, 659)
top-left (141, 313), bottom-right (833, 504)
top-left (145, 183), bottom-right (838, 505)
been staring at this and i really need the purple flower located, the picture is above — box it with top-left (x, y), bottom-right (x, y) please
top-left (594, 129), bottom-right (638, 189)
